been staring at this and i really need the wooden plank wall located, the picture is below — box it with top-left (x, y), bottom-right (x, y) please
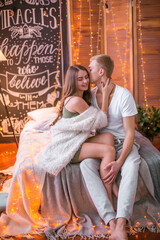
top-left (70, 0), bottom-right (160, 108)
top-left (105, 0), bottom-right (133, 93)
top-left (70, 0), bottom-right (104, 69)
top-left (70, 0), bottom-right (133, 92)
top-left (136, 0), bottom-right (160, 108)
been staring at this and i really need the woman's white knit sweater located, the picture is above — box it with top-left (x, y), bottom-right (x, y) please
top-left (37, 106), bottom-right (108, 176)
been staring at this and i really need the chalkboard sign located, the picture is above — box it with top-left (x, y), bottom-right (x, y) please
top-left (0, 0), bottom-right (70, 143)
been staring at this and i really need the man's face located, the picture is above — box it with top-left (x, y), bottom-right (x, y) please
top-left (88, 60), bottom-right (101, 84)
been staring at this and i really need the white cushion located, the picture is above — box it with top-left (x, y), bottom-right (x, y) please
top-left (27, 107), bottom-right (57, 121)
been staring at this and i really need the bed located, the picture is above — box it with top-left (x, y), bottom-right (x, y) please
top-left (0, 109), bottom-right (160, 239)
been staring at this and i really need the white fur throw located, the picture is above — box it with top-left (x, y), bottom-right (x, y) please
top-left (37, 106), bottom-right (108, 176)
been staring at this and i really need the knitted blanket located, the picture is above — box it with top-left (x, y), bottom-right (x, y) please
top-left (37, 106), bottom-right (108, 176)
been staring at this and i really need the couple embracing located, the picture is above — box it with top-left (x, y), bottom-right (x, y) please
top-left (38, 54), bottom-right (141, 240)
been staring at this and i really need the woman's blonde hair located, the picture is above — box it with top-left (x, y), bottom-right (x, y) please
top-left (52, 65), bottom-right (91, 125)
top-left (90, 54), bottom-right (114, 78)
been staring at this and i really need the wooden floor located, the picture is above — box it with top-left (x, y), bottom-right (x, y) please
top-left (0, 143), bottom-right (160, 240)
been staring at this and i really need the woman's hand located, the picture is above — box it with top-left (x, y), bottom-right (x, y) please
top-left (101, 78), bottom-right (114, 97)
top-left (101, 78), bottom-right (115, 113)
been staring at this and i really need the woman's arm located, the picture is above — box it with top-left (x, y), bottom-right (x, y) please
top-left (101, 79), bottom-right (114, 114)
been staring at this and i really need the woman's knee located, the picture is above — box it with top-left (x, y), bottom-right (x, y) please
top-left (103, 145), bottom-right (116, 159)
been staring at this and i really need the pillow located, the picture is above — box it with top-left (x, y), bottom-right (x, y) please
top-left (27, 107), bottom-right (57, 121)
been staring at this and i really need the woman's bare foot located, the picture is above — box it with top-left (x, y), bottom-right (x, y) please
top-left (109, 218), bottom-right (128, 240)
top-left (113, 182), bottom-right (119, 198)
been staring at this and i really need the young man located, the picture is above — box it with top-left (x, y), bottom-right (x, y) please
top-left (80, 54), bottom-right (141, 240)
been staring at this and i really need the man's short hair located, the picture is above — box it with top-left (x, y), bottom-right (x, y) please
top-left (90, 54), bottom-right (114, 77)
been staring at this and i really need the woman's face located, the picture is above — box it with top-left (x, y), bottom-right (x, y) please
top-left (76, 70), bottom-right (89, 93)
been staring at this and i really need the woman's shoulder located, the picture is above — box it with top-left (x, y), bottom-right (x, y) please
top-left (65, 96), bottom-right (86, 105)
top-left (65, 96), bottom-right (88, 113)
top-left (65, 96), bottom-right (89, 113)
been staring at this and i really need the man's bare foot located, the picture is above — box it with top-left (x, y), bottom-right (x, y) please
top-left (109, 218), bottom-right (128, 240)
top-left (109, 219), bottom-right (116, 233)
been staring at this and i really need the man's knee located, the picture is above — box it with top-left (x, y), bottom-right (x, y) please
top-left (126, 145), bottom-right (141, 165)
top-left (121, 147), bottom-right (141, 176)
top-left (80, 158), bottom-right (100, 175)
top-left (121, 158), bottom-right (141, 178)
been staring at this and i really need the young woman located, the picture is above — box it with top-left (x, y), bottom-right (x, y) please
top-left (38, 65), bottom-right (118, 207)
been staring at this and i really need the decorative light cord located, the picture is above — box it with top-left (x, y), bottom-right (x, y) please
top-left (110, 0), bottom-right (130, 87)
top-left (137, 0), bottom-right (148, 107)
top-left (56, 0), bottom-right (63, 84)
top-left (76, 0), bottom-right (82, 64)
top-left (96, 0), bottom-right (102, 54)
top-left (88, 0), bottom-right (93, 57)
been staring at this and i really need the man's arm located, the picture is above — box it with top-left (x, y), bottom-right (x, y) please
top-left (103, 115), bottom-right (136, 184)
top-left (116, 115), bottom-right (135, 165)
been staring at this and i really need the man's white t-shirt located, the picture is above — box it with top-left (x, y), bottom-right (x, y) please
top-left (91, 85), bottom-right (138, 138)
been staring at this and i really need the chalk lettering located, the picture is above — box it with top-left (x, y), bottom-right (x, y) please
top-left (24, 9), bottom-right (32, 24)
top-left (17, 65), bottom-right (39, 75)
top-left (0, 7), bottom-right (58, 30)
top-left (0, 38), bottom-right (58, 65)
top-left (8, 73), bottom-right (48, 90)
top-left (6, 71), bottom-right (49, 97)
top-left (14, 100), bottom-right (46, 110)
top-left (7, 58), bottom-right (14, 66)
top-left (34, 56), bottom-right (53, 63)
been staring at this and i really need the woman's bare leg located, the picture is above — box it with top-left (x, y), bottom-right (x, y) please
top-left (113, 183), bottom-right (119, 198)
top-left (86, 132), bottom-right (114, 146)
top-left (86, 133), bottom-right (118, 200)
top-left (99, 148), bottom-right (115, 206)
top-left (78, 134), bottom-right (116, 207)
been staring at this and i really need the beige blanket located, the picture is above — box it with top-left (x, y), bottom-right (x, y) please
top-left (0, 121), bottom-right (160, 239)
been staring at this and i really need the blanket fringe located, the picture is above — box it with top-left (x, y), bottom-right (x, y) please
top-left (46, 232), bottom-right (109, 240)
top-left (45, 227), bottom-right (110, 240)
top-left (0, 226), bottom-right (160, 240)
top-left (128, 224), bottom-right (160, 235)
top-left (44, 224), bottom-right (160, 240)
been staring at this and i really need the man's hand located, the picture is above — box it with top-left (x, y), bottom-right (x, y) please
top-left (103, 161), bottom-right (121, 184)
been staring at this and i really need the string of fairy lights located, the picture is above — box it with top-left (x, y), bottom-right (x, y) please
top-left (44, 0), bottom-right (63, 89)
top-left (56, 0), bottom-right (62, 79)
top-left (53, 0), bottom-right (63, 101)
top-left (109, 0), bottom-right (130, 88)
top-left (71, 0), bottom-right (82, 64)
top-left (72, 0), bottom-right (103, 64)
top-left (96, 0), bottom-right (102, 55)
top-left (77, 0), bottom-right (82, 63)
top-left (71, 0), bottom-right (148, 107)
top-left (137, 0), bottom-right (148, 107)
top-left (88, 0), bottom-right (93, 57)
top-left (42, 0), bottom-right (63, 99)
